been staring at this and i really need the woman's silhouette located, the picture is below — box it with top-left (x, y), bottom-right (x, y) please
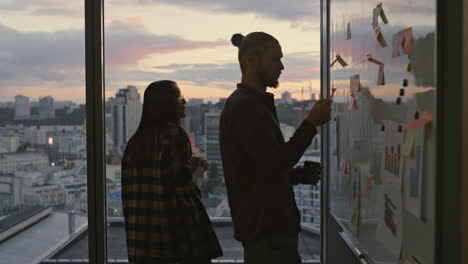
top-left (121, 80), bottom-right (222, 264)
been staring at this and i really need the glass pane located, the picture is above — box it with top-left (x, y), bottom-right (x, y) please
top-left (0, 1), bottom-right (87, 263)
top-left (328, 0), bottom-right (437, 262)
top-left (105, 1), bottom-right (322, 262)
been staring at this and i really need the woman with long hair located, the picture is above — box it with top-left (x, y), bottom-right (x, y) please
top-left (121, 80), bottom-right (222, 264)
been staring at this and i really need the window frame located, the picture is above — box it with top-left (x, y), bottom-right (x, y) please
top-left (85, 0), bottom-right (107, 263)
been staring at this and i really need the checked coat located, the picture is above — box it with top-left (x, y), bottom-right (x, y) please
top-left (121, 123), bottom-right (222, 263)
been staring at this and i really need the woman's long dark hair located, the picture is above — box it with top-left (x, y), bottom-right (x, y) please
top-left (123, 80), bottom-right (181, 168)
top-left (136, 80), bottom-right (181, 134)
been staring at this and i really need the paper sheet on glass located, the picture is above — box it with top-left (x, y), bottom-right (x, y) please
top-left (363, 170), bottom-right (377, 204)
top-left (349, 164), bottom-right (361, 235)
top-left (376, 183), bottom-right (403, 258)
top-left (372, 3), bottom-right (389, 29)
top-left (380, 120), bottom-right (404, 190)
top-left (403, 128), bottom-right (425, 220)
top-left (402, 113), bottom-right (432, 219)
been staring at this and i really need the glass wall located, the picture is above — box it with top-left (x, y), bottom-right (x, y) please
top-left (0, 1), bottom-right (87, 263)
top-left (104, 0), bottom-right (322, 261)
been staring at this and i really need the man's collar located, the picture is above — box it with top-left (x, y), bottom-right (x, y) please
top-left (236, 83), bottom-right (275, 99)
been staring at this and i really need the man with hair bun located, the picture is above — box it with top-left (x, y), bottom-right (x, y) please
top-left (219, 32), bottom-right (332, 264)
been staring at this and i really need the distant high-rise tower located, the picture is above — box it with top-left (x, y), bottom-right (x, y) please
top-left (111, 86), bottom-right (142, 152)
top-left (39, 96), bottom-right (55, 120)
top-left (204, 111), bottom-right (223, 177)
top-left (14, 95), bottom-right (30, 120)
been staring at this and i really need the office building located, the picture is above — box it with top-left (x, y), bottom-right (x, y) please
top-left (204, 111), bottom-right (223, 178)
top-left (14, 95), bottom-right (30, 120)
top-left (0, 136), bottom-right (19, 153)
top-left (0, 152), bottom-right (49, 174)
top-left (39, 96), bottom-right (55, 120)
top-left (111, 86), bottom-right (142, 152)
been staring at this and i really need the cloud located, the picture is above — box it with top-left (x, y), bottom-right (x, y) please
top-left (106, 63), bottom-right (240, 88)
top-left (154, 63), bottom-right (221, 70)
top-left (30, 7), bottom-right (82, 17)
top-left (106, 51), bottom-right (321, 89)
top-left (0, 0), bottom-right (74, 12)
top-left (0, 24), bottom-right (85, 87)
top-left (1, 0), bottom-right (318, 22)
top-left (105, 21), bottom-right (227, 66)
top-left (112, 0), bottom-right (320, 22)
top-left (0, 21), bottom-right (227, 89)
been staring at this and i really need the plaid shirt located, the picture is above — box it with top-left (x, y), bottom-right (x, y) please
top-left (121, 123), bottom-right (222, 263)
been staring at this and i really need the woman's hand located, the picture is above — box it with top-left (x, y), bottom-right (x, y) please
top-left (192, 159), bottom-right (209, 183)
top-left (199, 159), bottom-right (209, 172)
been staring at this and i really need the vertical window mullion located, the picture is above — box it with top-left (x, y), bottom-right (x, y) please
top-left (320, 0), bottom-right (330, 263)
top-left (85, 0), bottom-right (107, 263)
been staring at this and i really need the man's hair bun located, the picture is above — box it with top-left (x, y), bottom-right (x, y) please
top-left (231, 33), bottom-right (244, 47)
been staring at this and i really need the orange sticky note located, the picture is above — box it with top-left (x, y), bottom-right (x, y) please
top-left (375, 27), bottom-right (388, 48)
top-left (403, 113), bottom-right (433, 130)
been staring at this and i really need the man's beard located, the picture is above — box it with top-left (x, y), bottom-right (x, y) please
top-left (256, 67), bottom-right (279, 88)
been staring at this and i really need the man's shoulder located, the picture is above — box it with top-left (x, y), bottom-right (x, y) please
top-left (225, 89), bottom-right (258, 109)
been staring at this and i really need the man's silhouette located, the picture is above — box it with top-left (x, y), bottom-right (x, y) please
top-left (219, 32), bottom-right (332, 264)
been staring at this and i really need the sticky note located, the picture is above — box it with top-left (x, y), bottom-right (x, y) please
top-left (350, 74), bottom-right (361, 93)
top-left (392, 27), bottom-right (414, 57)
top-left (403, 113), bottom-right (433, 130)
top-left (377, 64), bottom-right (385, 85)
top-left (347, 22), bottom-right (352, 40)
top-left (400, 28), bottom-right (414, 54)
top-left (404, 130), bottom-right (417, 157)
top-left (372, 3), bottom-right (389, 29)
top-left (331, 54), bottom-right (348, 68)
top-left (375, 27), bottom-right (388, 48)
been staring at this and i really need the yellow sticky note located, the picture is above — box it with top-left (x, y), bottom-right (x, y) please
top-left (404, 130), bottom-right (416, 157)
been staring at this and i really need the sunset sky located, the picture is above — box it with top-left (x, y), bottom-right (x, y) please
top-left (0, 0), bottom-right (322, 103)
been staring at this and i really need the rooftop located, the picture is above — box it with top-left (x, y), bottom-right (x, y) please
top-left (0, 205), bottom-right (48, 234)
top-left (0, 210), bottom-right (87, 264)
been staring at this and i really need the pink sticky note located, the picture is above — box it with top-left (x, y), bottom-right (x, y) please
top-left (348, 93), bottom-right (358, 111)
top-left (377, 64), bottom-right (385, 85)
top-left (403, 113), bottom-right (433, 130)
top-left (336, 55), bottom-right (348, 67)
top-left (331, 55), bottom-right (348, 68)
top-left (400, 27), bottom-right (414, 54)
